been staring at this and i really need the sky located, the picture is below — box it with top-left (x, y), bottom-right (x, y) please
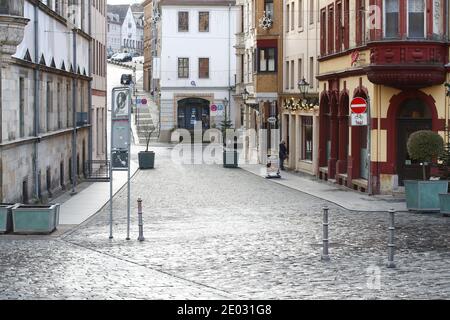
top-left (107, 0), bottom-right (142, 5)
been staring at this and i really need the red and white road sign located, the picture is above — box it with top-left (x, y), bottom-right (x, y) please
top-left (351, 97), bottom-right (367, 114)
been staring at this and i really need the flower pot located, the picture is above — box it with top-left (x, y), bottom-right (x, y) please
top-left (404, 180), bottom-right (448, 212)
top-left (439, 193), bottom-right (450, 215)
top-left (0, 203), bottom-right (15, 234)
top-left (12, 204), bottom-right (60, 234)
top-left (139, 151), bottom-right (155, 169)
top-left (223, 150), bottom-right (239, 168)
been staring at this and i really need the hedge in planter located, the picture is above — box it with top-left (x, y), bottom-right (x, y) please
top-left (404, 130), bottom-right (446, 212)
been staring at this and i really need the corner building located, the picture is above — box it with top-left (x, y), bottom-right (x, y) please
top-left (317, 0), bottom-right (449, 194)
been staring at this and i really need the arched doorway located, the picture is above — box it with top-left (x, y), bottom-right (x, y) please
top-left (337, 92), bottom-right (349, 176)
top-left (349, 89), bottom-right (368, 182)
top-left (396, 98), bottom-right (432, 185)
top-left (177, 98), bottom-right (210, 131)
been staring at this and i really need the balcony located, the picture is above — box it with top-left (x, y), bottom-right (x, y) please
top-left (365, 41), bottom-right (447, 89)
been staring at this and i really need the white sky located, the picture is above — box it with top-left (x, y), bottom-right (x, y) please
top-left (107, 0), bottom-right (142, 5)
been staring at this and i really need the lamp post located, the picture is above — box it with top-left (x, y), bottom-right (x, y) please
top-left (298, 78), bottom-right (310, 103)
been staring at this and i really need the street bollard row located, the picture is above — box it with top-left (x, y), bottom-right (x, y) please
top-left (320, 205), bottom-right (396, 268)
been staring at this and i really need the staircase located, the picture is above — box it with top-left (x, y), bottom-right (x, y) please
top-left (135, 105), bottom-right (159, 145)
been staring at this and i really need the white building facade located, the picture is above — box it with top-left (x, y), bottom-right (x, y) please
top-left (0, 0), bottom-right (93, 203)
top-left (157, 0), bottom-right (238, 142)
top-left (107, 13), bottom-right (122, 53)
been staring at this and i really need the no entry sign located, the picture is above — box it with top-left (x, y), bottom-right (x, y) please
top-left (351, 97), bottom-right (367, 114)
top-left (351, 97), bottom-right (368, 126)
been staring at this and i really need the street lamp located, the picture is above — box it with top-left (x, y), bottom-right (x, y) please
top-left (242, 88), bottom-right (250, 103)
top-left (298, 78), bottom-right (310, 100)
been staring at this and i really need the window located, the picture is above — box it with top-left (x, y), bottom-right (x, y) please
top-left (199, 58), bottom-right (209, 78)
top-left (290, 60), bottom-right (295, 89)
top-left (309, 57), bottom-right (314, 88)
top-left (285, 61), bottom-right (289, 89)
top-left (298, 58), bottom-right (303, 84)
top-left (385, 0), bottom-right (399, 38)
top-left (336, 1), bottom-right (342, 52)
top-left (46, 81), bottom-right (52, 132)
top-left (178, 11), bottom-right (189, 32)
top-left (265, 0), bottom-right (274, 19)
top-left (258, 48), bottom-right (276, 72)
top-left (178, 58), bottom-right (189, 78)
top-left (302, 117), bottom-right (313, 161)
top-left (298, 0), bottom-right (303, 28)
top-left (57, 83), bottom-right (61, 129)
top-left (309, 0), bottom-right (314, 24)
top-left (291, 2), bottom-right (295, 30)
top-left (320, 9), bottom-right (326, 55)
top-left (19, 78), bottom-right (25, 138)
top-left (328, 5), bottom-right (334, 53)
top-left (199, 12), bottom-right (209, 32)
top-left (408, 0), bottom-right (425, 38)
top-left (286, 4), bottom-right (290, 32)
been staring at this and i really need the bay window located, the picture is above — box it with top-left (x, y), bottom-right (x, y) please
top-left (408, 0), bottom-right (425, 38)
top-left (384, 0), bottom-right (399, 38)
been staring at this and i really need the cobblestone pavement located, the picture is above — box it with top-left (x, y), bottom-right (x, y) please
top-left (1, 146), bottom-right (449, 300)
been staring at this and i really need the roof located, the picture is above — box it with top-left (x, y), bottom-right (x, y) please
top-left (107, 3), bottom-right (144, 24)
top-left (160, 0), bottom-right (235, 6)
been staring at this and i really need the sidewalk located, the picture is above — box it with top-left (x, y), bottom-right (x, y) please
top-left (240, 164), bottom-right (408, 212)
top-left (57, 160), bottom-right (139, 225)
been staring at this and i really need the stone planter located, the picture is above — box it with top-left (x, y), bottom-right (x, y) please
top-left (138, 151), bottom-right (155, 169)
top-left (223, 150), bottom-right (239, 168)
top-left (439, 193), bottom-right (450, 216)
top-left (0, 203), bottom-right (15, 234)
top-left (404, 180), bottom-right (449, 212)
top-left (12, 204), bottom-right (60, 234)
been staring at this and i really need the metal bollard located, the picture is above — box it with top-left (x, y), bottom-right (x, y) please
top-left (321, 205), bottom-right (330, 262)
top-left (387, 209), bottom-right (396, 268)
top-left (137, 198), bottom-right (145, 242)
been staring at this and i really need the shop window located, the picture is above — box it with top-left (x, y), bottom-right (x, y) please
top-left (302, 117), bottom-right (313, 161)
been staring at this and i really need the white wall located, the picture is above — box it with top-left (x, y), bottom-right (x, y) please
top-left (160, 5), bottom-right (237, 89)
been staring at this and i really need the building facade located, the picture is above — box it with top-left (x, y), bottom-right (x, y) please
top-left (107, 4), bottom-right (144, 55)
top-left (91, 0), bottom-right (107, 162)
top-left (280, 0), bottom-right (320, 175)
top-left (156, 0), bottom-right (238, 142)
top-left (317, 0), bottom-right (449, 194)
top-left (107, 12), bottom-right (122, 53)
top-left (235, 0), bottom-right (284, 165)
top-left (0, 0), bottom-right (92, 203)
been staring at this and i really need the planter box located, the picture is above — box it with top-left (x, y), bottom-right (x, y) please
top-left (0, 204), bottom-right (15, 234)
top-left (404, 180), bottom-right (448, 212)
top-left (223, 150), bottom-right (239, 168)
top-left (138, 151), bottom-right (155, 169)
top-left (439, 193), bottom-right (450, 215)
top-left (12, 204), bottom-right (60, 234)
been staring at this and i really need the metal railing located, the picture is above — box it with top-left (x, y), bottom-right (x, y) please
top-left (84, 160), bottom-right (111, 181)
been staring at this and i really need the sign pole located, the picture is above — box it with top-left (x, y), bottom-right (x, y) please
top-left (126, 87), bottom-right (132, 241)
top-left (109, 145), bottom-right (113, 240)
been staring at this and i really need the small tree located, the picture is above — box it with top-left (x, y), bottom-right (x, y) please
top-left (407, 130), bottom-right (444, 180)
top-left (141, 123), bottom-right (156, 152)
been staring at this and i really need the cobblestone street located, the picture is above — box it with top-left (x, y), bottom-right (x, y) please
top-left (1, 146), bottom-right (449, 300)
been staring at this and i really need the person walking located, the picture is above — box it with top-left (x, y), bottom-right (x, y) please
top-left (279, 140), bottom-right (288, 171)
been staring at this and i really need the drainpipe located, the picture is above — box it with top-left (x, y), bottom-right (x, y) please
top-left (88, 0), bottom-right (93, 164)
top-left (228, 3), bottom-right (231, 123)
top-left (34, 3), bottom-right (40, 201)
top-left (71, 29), bottom-right (78, 194)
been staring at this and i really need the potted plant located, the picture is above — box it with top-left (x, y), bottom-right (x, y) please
top-left (138, 125), bottom-right (156, 170)
top-left (437, 126), bottom-right (450, 216)
top-left (404, 130), bottom-right (446, 212)
top-left (0, 203), bottom-right (15, 234)
top-left (12, 204), bottom-right (60, 234)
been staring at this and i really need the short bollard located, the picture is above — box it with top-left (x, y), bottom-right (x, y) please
top-left (137, 198), bottom-right (145, 242)
top-left (321, 205), bottom-right (330, 262)
top-left (387, 209), bottom-right (396, 268)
